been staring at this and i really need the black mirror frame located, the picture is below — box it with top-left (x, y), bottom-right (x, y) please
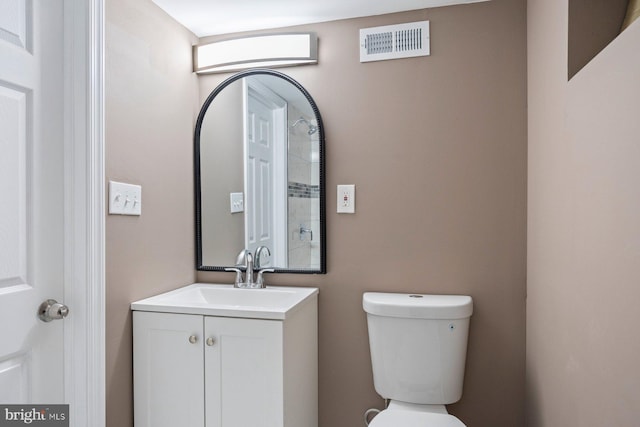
top-left (194, 69), bottom-right (326, 274)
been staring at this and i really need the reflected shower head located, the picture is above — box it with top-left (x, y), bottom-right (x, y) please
top-left (292, 117), bottom-right (318, 135)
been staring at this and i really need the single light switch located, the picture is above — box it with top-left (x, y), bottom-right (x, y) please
top-left (109, 181), bottom-right (142, 216)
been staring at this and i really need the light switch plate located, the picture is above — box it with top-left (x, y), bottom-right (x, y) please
top-left (230, 192), bottom-right (244, 213)
top-left (337, 184), bottom-right (355, 213)
top-left (109, 181), bottom-right (142, 215)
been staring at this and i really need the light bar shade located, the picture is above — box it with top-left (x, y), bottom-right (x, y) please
top-left (194, 33), bottom-right (318, 74)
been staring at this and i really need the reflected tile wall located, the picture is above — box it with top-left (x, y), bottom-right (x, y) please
top-left (287, 106), bottom-right (320, 269)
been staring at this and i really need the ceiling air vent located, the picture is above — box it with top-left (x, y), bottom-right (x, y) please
top-left (359, 21), bottom-right (430, 63)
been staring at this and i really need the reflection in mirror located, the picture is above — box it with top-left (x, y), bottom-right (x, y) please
top-left (195, 69), bottom-right (325, 273)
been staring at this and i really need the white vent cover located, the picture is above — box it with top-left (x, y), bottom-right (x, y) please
top-left (359, 21), bottom-right (430, 63)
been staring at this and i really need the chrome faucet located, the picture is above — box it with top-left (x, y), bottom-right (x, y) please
top-left (226, 248), bottom-right (274, 288)
top-left (254, 246), bottom-right (270, 269)
top-left (225, 249), bottom-right (251, 288)
top-left (245, 251), bottom-right (254, 286)
top-left (254, 246), bottom-right (274, 288)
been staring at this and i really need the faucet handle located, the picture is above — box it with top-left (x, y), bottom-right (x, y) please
top-left (255, 268), bottom-right (275, 288)
top-left (299, 225), bottom-right (313, 241)
top-left (235, 249), bottom-right (251, 266)
top-left (224, 267), bottom-right (244, 288)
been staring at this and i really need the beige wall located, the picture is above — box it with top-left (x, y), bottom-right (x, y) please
top-left (105, 0), bottom-right (527, 426)
top-left (199, 80), bottom-right (244, 265)
top-left (105, 0), bottom-right (198, 426)
top-left (527, 1), bottom-right (640, 425)
top-left (197, 1), bottom-right (527, 426)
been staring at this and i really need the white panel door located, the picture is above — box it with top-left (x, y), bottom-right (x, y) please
top-left (246, 90), bottom-right (275, 257)
top-left (245, 84), bottom-right (288, 267)
top-left (0, 0), bottom-right (66, 404)
top-left (204, 316), bottom-right (283, 427)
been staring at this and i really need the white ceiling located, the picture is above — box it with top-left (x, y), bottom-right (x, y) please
top-left (151, 0), bottom-right (489, 37)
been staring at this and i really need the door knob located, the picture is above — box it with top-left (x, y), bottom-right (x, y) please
top-left (38, 299), bottom-right (69, 322)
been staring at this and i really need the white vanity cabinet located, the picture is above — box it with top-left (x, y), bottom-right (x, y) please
top-left (133, 312), bottom-right (205, 427)
top-left (132, 288), bottom-right (318, 427)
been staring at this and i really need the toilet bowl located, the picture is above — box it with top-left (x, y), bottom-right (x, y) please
top-left (368, 402), bottom-right (466, 427)
top-left (363, 292), bottom-right (473, 427)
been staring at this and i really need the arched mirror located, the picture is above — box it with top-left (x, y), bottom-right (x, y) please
top-left (195, 69), bottom-right (326, 273)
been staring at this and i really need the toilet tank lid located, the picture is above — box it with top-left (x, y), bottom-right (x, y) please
top-left (363, 293), bottom-right (473, 319)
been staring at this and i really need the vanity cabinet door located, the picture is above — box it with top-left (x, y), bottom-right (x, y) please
top-left (204, 316), bottom-right (284, 427)
top-left (133, 311), bottom-right (205, 427)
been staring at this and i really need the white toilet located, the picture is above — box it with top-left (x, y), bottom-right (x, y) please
top-left (363, 292), bottom-right (473, 427)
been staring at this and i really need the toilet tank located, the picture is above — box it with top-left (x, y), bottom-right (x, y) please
top-left (363, 293), bottom-right (473, 405)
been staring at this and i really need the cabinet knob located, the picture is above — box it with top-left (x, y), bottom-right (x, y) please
top-left (206, 337), bottom-right (215, 346)
top-left (189, 335), bottom-right (198, 344)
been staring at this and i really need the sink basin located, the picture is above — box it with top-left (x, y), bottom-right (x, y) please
top-left (130, 283), bottom-right (318, 320)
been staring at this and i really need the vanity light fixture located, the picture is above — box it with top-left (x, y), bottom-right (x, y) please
top-left (193, 32), bottom-right (318, 74)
